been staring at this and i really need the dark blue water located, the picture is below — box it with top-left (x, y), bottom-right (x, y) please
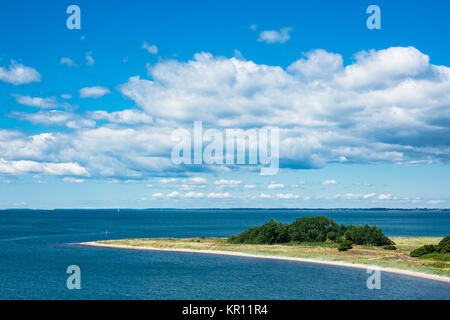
top-left (0, 209), bottom-right (449, 299)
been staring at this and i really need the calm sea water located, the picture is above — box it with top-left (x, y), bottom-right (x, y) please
top-left (0, 209), bottom-right (449, 299)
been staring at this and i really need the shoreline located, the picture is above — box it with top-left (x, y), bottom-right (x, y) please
top-left (79, 241), bottom-right (450, 284)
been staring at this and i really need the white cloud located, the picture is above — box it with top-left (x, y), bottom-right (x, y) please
top-left (258, 193), bottom-right (273, 199)
top-left (167, 191), bottom-right (180, 198)
top-left (214, 179), bottom-right (242, 189)
top-left (214, 179), bottom-right (242, 186)
top-left (244, 184), bottom-right (256, 189)
top-left (12, 95), bottom-right (58, 109)
top-left (142, 42), bottom-right (158, 54)
top-left (60, 57), bottom-right (77, 67)
top-left (160, 178), bottom-right (177, 183)
top-left (89, 109), bottom-right (152, 124)
top-left (427, 199), bottom-right (444, 205)
top-left (184, 192), bottom-right (204, 198)
top-left (268, 183), bottom-right (284, 189)
top-left (258, 27), bottom-right (292, 43)
top-left (11, 110), bottom-right (96, 128)
top-left (207, 192), bottom-right (231, 198)
top-left (0, 61), bottom-right (41, 85)
top-left (186, 177), bottom-right (207, 184)
top-left (322, 179), bottom-right (338, 185)
top-left (0, 158), bottom-right (88, 176)
top-left (79, 86), bottom-right (110, 98)
top-left (378, 193), bottom-right (393, 200)
top-left (86, 51), bottom-right (95, 66)
top-left (2, 46), bottom-right (450, 181)
top-left (287, 49), bottom-right (343, 80)
top-left (276, 193), bottom-right (299, 199)
top-left (63, 177), bottom-right (85, 183)
top-left (152, 192), bottom-right (164, 198)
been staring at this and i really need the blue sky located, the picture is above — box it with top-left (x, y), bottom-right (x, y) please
top-left (0, 0), bottom-right (449, 208)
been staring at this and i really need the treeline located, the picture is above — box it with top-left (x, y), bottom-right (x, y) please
top-left (227, 216), bottom-right (393, 247)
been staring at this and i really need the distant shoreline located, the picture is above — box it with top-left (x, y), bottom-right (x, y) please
top-left (79, 241), bottom-right (450, 284)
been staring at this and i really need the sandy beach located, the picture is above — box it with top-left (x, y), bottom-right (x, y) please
top-left (79, 241), bottom-right (450, 284)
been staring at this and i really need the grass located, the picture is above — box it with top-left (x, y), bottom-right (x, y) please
top-left (96, 236), bottom-right (450, 278)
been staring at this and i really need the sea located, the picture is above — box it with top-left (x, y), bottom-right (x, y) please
top-left (0, 209), bottom-right (449, 299)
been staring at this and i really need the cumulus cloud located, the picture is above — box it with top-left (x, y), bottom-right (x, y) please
top-left (214, 179), bottom-right (242, 189)
top-left (142, 42), bottom-right (158, 54)
top-left (207, 192), bottom-right (231, 198)
top-left (86, 52), bottom-right (95, 66)
top-left (152, 192), bottom-right (164, 198)
top-left (10, 110), bottom-right (96, 128)
top-left (276, 193), bottom-right (299, 199)
top-left (378, 193), bottom-right (393, 200)
top-left (79, 86), bottom-right (110, 98)
top-left (63, 177), bottom-right (85, 183)
top-left (60, 57), bottom-right (77, 67)
top-left (2, 46), bottom-right (450, 181)
top-left (89, 109), bottom-right (152, 124)
top-left (117, 47), bottom-right (450, 170)
top-left (0, 61), bottom-right (41, 85)
top-left (322, 179), bottom-right (338, 185)
top-left (268, 183), bottom-right (284, 189)
top-left (13, 94), bottom-right (58, 109)
top-left (258, 193), bottom-right (273, 199)
top-left (167, 191), bottom-right (180, 198)
top-left (184, 192), bottom-right (204, 198)
top-left (287, 49), bottom-right (343, 80)
top-left (0, 158), bottom-right (88, 176)
top-left (258, 27), bottom-right (292, 43)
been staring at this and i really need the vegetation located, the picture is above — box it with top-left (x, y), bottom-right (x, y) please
top-left (441, 243), bottom-right (450, 253)
top-left (338, 240), bottom-right (353, 251)
top-left (93, 236), bottom-right (450, 278)
top-left (228, 216), bottom-right (393, 248)
top-left (410, 235), bottom-right (450, 257)
top-left (437, 235), bottom-right (450, 252)
top-left (410, 245), bottom-right (437, 257)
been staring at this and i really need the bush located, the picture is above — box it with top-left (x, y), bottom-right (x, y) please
top-left (338, 240), bottom-right (353, 251)
top-left (383, 244), bottom-right (397, 250)
top-left (437, 235), bottom-right (450, 252)
top-left (410, 244), bottom-right (437, 257)
top-left (227, 216), bottom-right (391, 247)
top-left (440, 243), bottom-right (450, 253)
top-left (227, 219), bottom-right (289, 244)
top-left (343, 224), bottom-right (392, 246)
top-left (288, 216), bottom-right (339, 242)
top-left (326, 231), bottom-right (337, 241)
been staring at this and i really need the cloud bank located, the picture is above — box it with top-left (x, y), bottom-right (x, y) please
top-left (2, 46), bottom-right (450, 179)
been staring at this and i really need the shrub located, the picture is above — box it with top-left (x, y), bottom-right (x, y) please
top-left (437, 235), bottom-right (450, 252)
top-left (228, 216), bottom-right (390, 247)
top-left (338, 240), bottom-right (353, 251)
top-left (383, 244), bottom-right (397, 250)
top-left (440, 243), bottom-right (450, 253)
top-left (227, 219), bottom-right (289, 244)
top-left (410, 244), bottom-right (437, 257)
top-left (288, 216), bottom-right (339, 242)
top-left (343, 224), bottom-right (392, 246)
top-left (326, 231), bottom-right (337, 241)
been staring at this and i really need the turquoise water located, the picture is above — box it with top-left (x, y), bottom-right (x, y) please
top-left (0, 209), bottom-right (449, 299)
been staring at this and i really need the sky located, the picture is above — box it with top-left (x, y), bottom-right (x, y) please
top-left (0, 0), bottom-right (449, 209)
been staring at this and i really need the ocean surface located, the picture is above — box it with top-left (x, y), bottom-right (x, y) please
top-left (0, 209), bottom-right (449, 300)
